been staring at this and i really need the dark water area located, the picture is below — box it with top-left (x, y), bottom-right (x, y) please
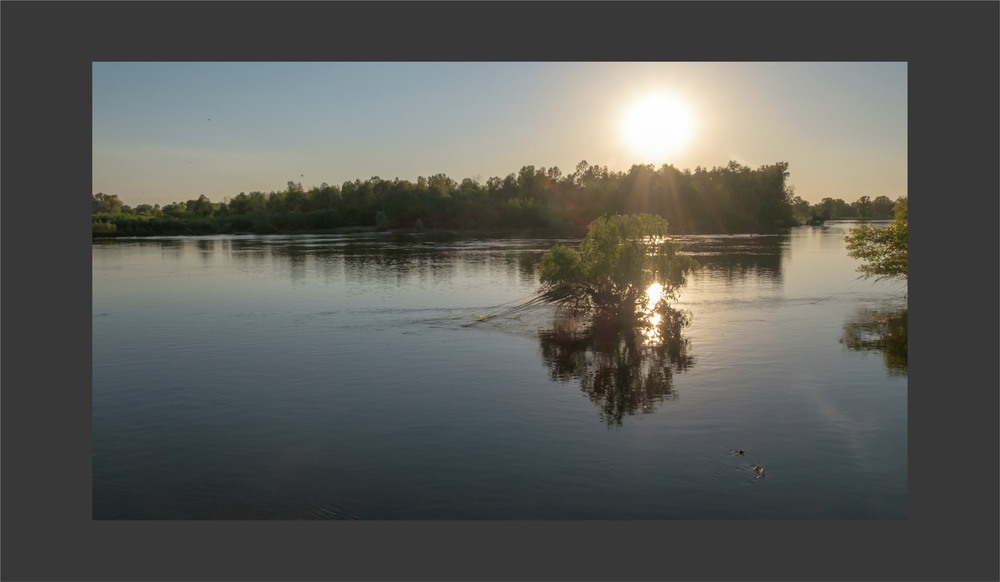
top-left (92, 224), bottom-right (906, 519)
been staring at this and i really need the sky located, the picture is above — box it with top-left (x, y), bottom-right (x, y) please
top-left (93, 62), bottom-right (907, 208)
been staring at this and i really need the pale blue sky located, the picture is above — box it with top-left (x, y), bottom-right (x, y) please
top-left (93, 62), bottom-right (906, 207)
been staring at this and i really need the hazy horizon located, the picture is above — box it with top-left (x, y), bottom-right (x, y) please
top-left (93, 62), bottom-right (907, 208)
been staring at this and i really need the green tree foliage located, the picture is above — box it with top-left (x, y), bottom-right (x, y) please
top-left (161, 202), bottom-right (188, 218)
top-left (789, 193), bottom-right (812, 222)
top-left (133, 203), bottom-right (160, 216)
top-left (228, 191), bottom-right (268, 215)
top-left (186, 194), bottom-right (218, 217)
top-left (537, 214), bottom-right (698, 318)
top-left (847, 195), bottom-right (898, 220)
top-left (308, 182), bottom-right (341, 211)
top-left (851, 195), bottom-right (873, 218)
top-left (815, 197), bottom-right (854, 220)
top-left (801, 194), bottom-right (901, 225)
top-left (870, 195), bottom-right (895, 219)
top-left (92, 218), bottom-right (117, 234)
top-left (92, 193), bottom-right (124, 214)
top-left (844, 197), bottom-right (907, 280)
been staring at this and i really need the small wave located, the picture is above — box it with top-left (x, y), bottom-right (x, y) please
top-left (307, 506), bottom-right (363, 520)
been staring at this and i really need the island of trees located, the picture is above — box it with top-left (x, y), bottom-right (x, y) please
top-left (91, 160), bottom-right (902, 238)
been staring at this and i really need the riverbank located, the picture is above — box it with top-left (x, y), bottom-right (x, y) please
top-left (90, 220), bottom-right (591, 239)
top-left (91, 220), bottom-right (808, 240)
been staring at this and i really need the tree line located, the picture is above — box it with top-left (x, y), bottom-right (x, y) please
top-left (91, 160), bottom-right (894, 237)
top-left (793, 194), bottom-right (901, 224)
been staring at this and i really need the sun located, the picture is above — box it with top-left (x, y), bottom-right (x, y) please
top-left (621, 94), bottom-right (696, 161)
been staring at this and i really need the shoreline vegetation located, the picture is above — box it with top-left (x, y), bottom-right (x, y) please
top-left (92, 160), bottom-right (904, 238)
top-left (844, 197), bottom-right (908, 281)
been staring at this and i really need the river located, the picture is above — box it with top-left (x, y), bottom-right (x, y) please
top-left (92, 223), bottom-right (906, 519)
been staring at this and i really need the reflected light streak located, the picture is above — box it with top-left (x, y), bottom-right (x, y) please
top-left (642, 282), bottom-right (665, 345)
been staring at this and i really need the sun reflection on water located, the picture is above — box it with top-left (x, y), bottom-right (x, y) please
top-left (642, 283), bottom-right (665, 345)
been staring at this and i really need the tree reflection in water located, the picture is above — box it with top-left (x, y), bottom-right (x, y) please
top-left (840, 308), bottom-right (907, 376)
top-left (538, 302), bottom-right (694, 427)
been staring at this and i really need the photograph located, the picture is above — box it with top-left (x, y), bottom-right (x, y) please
top-left (92, 61), bottom-right (908, 520)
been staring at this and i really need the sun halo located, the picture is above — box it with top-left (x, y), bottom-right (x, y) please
top-left (621, 94), bottom-right (696, 162)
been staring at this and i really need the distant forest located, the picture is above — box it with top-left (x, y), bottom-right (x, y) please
top-left (92, 160), bottom-right (902, 237)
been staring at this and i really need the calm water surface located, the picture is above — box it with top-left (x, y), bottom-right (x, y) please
top-left (92, 225), bottom-right (906, 519)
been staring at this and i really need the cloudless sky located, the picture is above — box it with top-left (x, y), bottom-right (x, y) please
top-left (93, 62), bottom-right (906, 207)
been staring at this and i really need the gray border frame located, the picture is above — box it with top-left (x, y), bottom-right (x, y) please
top-left (3, 1), bottom-right (998, 580)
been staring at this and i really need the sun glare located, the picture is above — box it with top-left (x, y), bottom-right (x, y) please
top-left (621, 94), bottom-right (696, 161)
top-left (645, 283), bottom-right (664, 312)
top-left (641, 282), bottom-right (666, 345)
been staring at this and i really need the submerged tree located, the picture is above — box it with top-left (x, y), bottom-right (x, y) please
top-left (537, 214), bottom-right (699, 319)
top-left (531, 214), bottom-right (700, 425)
top-left (844, 197), bottom-right (908, 280)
